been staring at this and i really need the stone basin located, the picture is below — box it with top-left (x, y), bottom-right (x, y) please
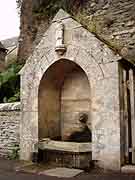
top-left (38, 139), bottom-right (92, 152)
top-left (38, 139), bottom-right (92, 169)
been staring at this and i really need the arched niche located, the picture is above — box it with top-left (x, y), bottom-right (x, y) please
top-left (38, 59), bottom-right (91, 141)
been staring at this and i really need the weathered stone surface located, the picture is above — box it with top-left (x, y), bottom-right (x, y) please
top-left (18, 1), bottom-right (135, 64)
top-left (61, 69), bottom-right (91, 139)
top-left (19, 10), bottom-right (135, 171)
top-left (0, 102), bottom-right (20, 111)
top-left (0, 102), bottom-right (21, 157)
top-left (91, 62), bottom-right (121, 170)
top-left (39, 140), bottom-right (92, 152)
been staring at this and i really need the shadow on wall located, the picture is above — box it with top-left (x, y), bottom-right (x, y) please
top-left (38, 59), bottom-right (91, 141)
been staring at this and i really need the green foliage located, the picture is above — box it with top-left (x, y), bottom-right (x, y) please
top-left (0, 63), bottom-right (23, 103)
top-left (33, 0), bottom-right (67, 18)
top-left (8, 143), bottom-right (20, 160)
top-left (32, 0), bottom-right (83, 19)
top-left (6, 54), bottom-right (18, 67)
top-left (7, 91), bottom-right (20, 103)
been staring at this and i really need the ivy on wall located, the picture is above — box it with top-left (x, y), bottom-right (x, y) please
top-left (32, 0), bottom-right (85, 18)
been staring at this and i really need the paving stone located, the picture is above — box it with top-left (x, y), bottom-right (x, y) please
top-left (38, 167), bottom-right (84, 178)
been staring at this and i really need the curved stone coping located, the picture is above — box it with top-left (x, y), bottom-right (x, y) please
top-left (38, 139), bottom-right (92, 152)
top-left (0, 102), bottom-right (21, 111)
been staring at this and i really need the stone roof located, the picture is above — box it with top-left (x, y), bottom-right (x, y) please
top-left (0, 41), bottom-right (6, 50)
top-left (1, 37), bottom-right (18, 48)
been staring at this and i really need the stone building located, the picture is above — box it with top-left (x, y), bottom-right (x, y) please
top-left (0, 42), bottom-right (7, 72)
top-left (19, 10), bottom-right (135, 171)
top-left (2, 37), bottom-right (18, 66)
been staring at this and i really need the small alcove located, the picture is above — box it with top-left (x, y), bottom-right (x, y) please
top-left (38, 59), bottom-right (91, 141)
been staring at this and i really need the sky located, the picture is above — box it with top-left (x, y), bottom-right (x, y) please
top-left (0, 0), bottom-right (20, 40)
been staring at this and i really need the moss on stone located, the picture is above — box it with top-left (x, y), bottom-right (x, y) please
top-left (75, 11), bottom-right (124, 55)
top-left (32, 0), bottom-right (85, 20)
top-left (33, 0), bottom-right (70, 19)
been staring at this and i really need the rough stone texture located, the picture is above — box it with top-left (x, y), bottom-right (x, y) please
top-left (41, 150), bottom-right (92, 169)
top-left (39, 140), bottom-right (92, 152)
top-left (18, 0), bottom-right (135, 64)
top-left (81, 0), bottom-right (135, 62)
top-left (91, 62), bottom-right (121, 170)
top-left (19, 10), bottom-right (134, 171)
top-left (0, 102), bottom-right (21, 157)
top-left (39, 140), bottom-right (92, 169)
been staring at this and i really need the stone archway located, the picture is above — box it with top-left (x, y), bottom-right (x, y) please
top-left (20, 9), bottom-right (123, 170)
top-left (38, 59), bottom-right (91, 141)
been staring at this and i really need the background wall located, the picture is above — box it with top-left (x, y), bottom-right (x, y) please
top-left (18, 0), bottom-right (135, 63)
top-left (0, 102), bottom-right (20, 157)
top-left (61, 68), bottom-right (91, 140)
top-left (2, 37), bottom-right (18, 67)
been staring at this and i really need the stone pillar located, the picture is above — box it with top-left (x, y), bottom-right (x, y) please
top-left (20, 74), bottom-right (39, 161)
top-left (92, 61), bottom-right (121, 170)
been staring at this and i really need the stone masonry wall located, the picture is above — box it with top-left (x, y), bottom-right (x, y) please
top-left (18, 0), bottom-right (135, 63)
top-left (0, 102), bottom-right (20, 157)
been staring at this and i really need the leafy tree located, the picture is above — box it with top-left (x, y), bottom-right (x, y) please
top-left (0, 63), bottom-right (23, 103)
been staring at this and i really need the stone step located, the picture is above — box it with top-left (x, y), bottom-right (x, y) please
top-left (38, 167), bottom-right (84, 178)
top-left (121, 165), bottom-right (135, 173)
